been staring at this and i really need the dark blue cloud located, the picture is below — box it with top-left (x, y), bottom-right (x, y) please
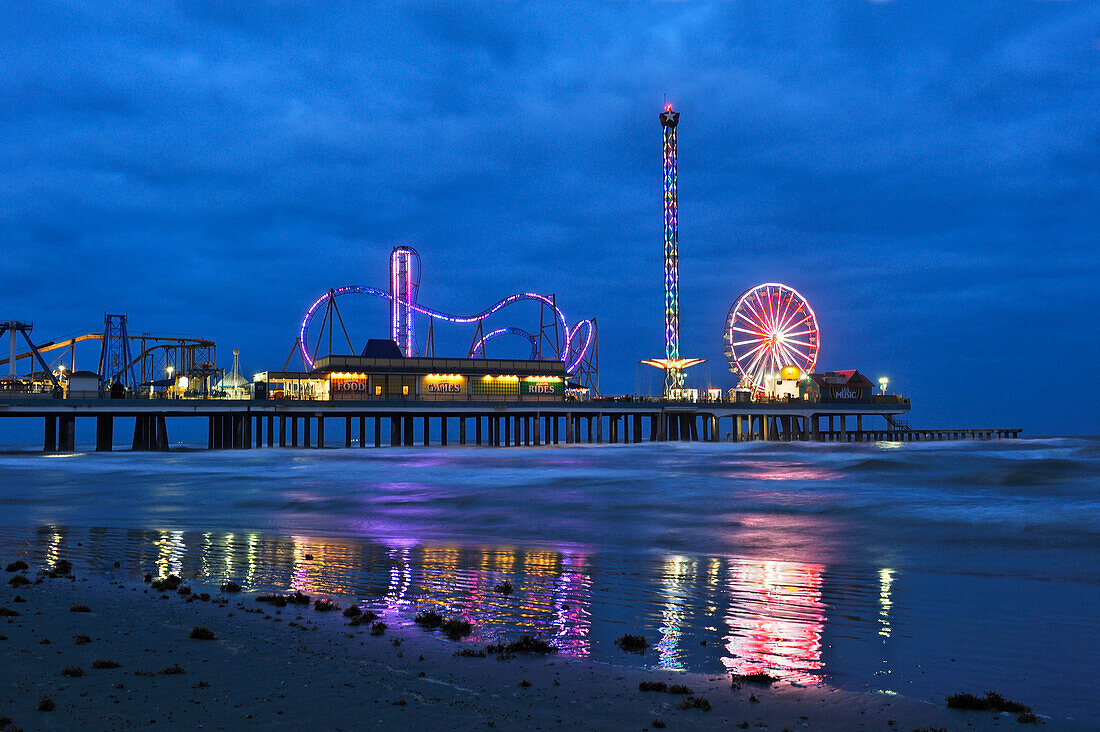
top-left (1, 0), bottom-right (1096, 434)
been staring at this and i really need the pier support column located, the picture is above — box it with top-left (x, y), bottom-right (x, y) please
top-left (476, 417), bottom-right (483, 446)
top-left (209, 416), bottom-right (215, 449)
top-left (403, 416), bottom-right (414, 447)
top-left (290, 417), bottom-right (298, 447)
top-left (423, 416), bottom-right (430, 447)
top-left (268, 415), bottom-right (274, 447)
top-left (459, 417), bottom-right (466, 445)
top-left (608, 416), bottom-right (616, 444)
top-left (839, 415), bottom-right (847, 442)
top-left (44, 416), bottom-right (57, 452)
top-left (95, 415), bottom-right (112, 452)
top-left (811, 414), bottom-right (820, 441)
top-left (359, 416), bottom-right (366, 448)
top-left (441, 416), bottom-right (448, 446)
top-left (375, 416), bottom-right (381, 447)
top-left (390, 416), bottom-right (400, 447)
top-left (632, 414), bottom-right (642, 443)
top-left (303, 417), bottom-right (311, 448)
top-left (279, 416), bottom-right (287, 447)
top-left (346, 416), bottom-right (353, 448)
top-left (57, 415), bottom-right (75, 452)
top-left (596, 415), bottom-right (603, 444)
top-left (256, 416), bottom-right (263, 448)
top-left (241, 415), bottom-right (251, 449)
top-left (317, 417), bottom-right (324, 448)
top-left (565, 413), bottom-right (573, 444)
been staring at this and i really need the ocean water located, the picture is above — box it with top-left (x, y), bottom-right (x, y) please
top-left (1, 438), bottom-right (1097, 721)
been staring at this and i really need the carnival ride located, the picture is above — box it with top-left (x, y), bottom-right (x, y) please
top-left (643, 104), bottom-right (704, 396)
top-left (0, 315), bottom-right (216, 391)
top-left (297, 246), bottom-right (599, 393)
top-left (723, 283), bottom-right (820, 395)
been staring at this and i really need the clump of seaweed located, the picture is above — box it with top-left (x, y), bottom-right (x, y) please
top-left (370, 621), bottom-right (387, 636)
top-left (639, 681), bottom-right (668, 692)
top-left (668, 684), bottom-right (694, 695)
top-left (4, 560), bottom-right (28, 572)
top-left (150, 575), bottom-right (181, 592)
top-left (61, 665), bottom-right (84, 677)
top-left (454, 649), bottom-right (487, 658)
top-left (220, 581), bottom-right (241, 593)
top-left (441, 618), bottom-right (472, 641)
top-left (348, 611), bottom-right (380, 627)
top-left (287, 591), bottom-right (310, 605)
top-left (74, 634), bottom-right (92, 645)
top-left (48, 560), bottom-right (73, 577)
top-left (342, 606), bottom-right (362, 618)
top-left (679, 695), bottom-right (712, 712)
top-left (38, 696), bottom-right (55, 711)
top-left (177, 587), bottom-right (191, 596)
top-left (8, 575), bottom-right (29, 588)
top-left (91, 660), bottom-right (120, 669)
top-left (732, 671), bottom-right (777, 689)
top-left (69, 604), bottom-right (91, 613)
top-left (313, 598), bottom-right (337, 612)
top-left (485, 636), bottom-right (558, 655)
top-left (189, 626), bottom-right (215, 640)
top-left (493, 581), bottom-right (513, 595)
top-left (414, 610), bottom-right (444, 629)
top-left (651, 719), bottom-right (666, 729)
top-left (0, 607), bottom-right (20, 617)
top-left (946, 691), bottom-right (1033, 717)
top-left (160, 664), bottom-right (185, 675)
top-left (614, 634), bottom-right (648, 654)
top-left (256, 594), bottom-right (288, 607)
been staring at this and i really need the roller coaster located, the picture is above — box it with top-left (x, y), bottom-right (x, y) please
top-left (298, 247), bottom-right (598, 393)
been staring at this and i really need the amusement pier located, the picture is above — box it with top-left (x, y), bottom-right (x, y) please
top-left (1, 106), bottom-right (1019, 451)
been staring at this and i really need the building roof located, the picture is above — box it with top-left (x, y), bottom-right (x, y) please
top-left (362, 339), bottom-right (404, 358)
top-left (810, 370), bottom-right (874, 388)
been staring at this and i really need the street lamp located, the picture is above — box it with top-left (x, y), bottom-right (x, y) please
top-left (166, 365), bottom-right (175, 399)
top-left (878, 376), bottom-right (889, 395)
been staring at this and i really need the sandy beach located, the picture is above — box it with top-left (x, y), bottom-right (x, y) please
top-left (1, 559), bottom-right (1064, 732)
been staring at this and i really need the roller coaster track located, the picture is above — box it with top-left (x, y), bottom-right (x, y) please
top-left (299, 286), bottom-right (595, 374)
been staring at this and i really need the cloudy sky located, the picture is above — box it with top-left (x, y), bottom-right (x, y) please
top-left (2, 1), bottom-right (1097, 434)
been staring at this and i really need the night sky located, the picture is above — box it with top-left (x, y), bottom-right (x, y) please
top-left (2, 2), bottom-right (1097, 435)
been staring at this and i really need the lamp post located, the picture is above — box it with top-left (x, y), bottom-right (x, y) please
top-left (878, 376), bottom-right (888, 395)
top-left (166, 365), bottom-right (175, 399)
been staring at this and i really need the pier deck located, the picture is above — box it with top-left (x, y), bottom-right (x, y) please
top-left (0, 397), bottom-right (1017, 451)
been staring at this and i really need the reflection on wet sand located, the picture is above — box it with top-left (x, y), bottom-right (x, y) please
top-left (9, 526), bottom-right (895, 683)
top-left (722, 560), bottom-right (826, 684)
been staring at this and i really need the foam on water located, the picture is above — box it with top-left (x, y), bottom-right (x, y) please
top-left (0, 438), bottom-right (1097, 720)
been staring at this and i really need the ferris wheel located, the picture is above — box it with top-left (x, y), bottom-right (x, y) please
top-left (723, 283), bottom-right (820, 393)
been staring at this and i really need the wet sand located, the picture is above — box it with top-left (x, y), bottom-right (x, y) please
top-left (0, 562), bottom-right (1060, 731)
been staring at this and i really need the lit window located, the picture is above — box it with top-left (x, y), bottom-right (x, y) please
top-left (374, 385), bottom-right (382, 396)
top-left (402, 385), bottom-right (409, 396)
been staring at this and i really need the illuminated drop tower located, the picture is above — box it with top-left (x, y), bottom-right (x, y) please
top-left (389, 246), bottom-right (421, 357)
top-left (643, 104), bottom-right (703, 397)
top-left (661, 105), bottom-right (682, 394)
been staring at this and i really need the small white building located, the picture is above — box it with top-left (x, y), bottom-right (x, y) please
top-left (771, 365), bottom-right (808, 400)
top-left (66, 370), bottom-right (101, 399)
